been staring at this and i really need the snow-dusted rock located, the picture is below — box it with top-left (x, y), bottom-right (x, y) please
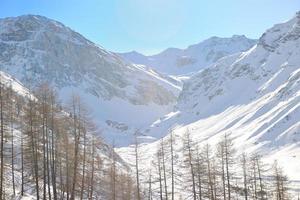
top-left (119, 35), bottom-right (257, 75)
top-left (0, 15), bottom-right (181, 146)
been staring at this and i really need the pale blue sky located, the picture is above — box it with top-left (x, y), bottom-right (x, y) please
top-left (1, 0), bottom-right (299, 55)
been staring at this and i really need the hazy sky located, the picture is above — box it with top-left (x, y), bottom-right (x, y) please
top-left (1, 0), bottom-right (299, 55)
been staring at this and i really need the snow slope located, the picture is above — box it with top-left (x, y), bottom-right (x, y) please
top-left (119, 35), bottom-right (257, 75)
top-left (0, 70), bottom-right (133, 199)
top-left (117, 12), bottom-right (300, 198)
top-left (0, 70), bottom-right (32, 97)
top-left (0, 15), bottom-right (181, 146)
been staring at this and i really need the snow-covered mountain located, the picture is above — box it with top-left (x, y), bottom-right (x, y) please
top-left (0, 15), bottom-right (181, 146)
top-left (117, 12), bottom-right (300, 196)
top-left (1, 10), bottom-right (299, 199)
top-left (119, 35), bottom-right (257, 75)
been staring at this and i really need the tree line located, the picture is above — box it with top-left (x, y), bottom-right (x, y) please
top-left (135, 130), bottom-right (292, 200)
top-left (0, 78), bottom-right (293, 200)
top-left (0, 81), bottom-right (139, 200)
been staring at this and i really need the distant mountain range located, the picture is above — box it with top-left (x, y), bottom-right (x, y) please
top-left (119, 35), bottom-right (257, 75)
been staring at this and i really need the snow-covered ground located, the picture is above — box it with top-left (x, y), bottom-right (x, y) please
top-left (117, 12), bottom-right (300, 199)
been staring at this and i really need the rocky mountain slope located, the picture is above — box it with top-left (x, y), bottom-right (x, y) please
top-left (0, 15), bottom-right (181, 146)
top-left (117, 12), bottom-right (300, 197)
top-left (119, 35), bottom-right (257, 75)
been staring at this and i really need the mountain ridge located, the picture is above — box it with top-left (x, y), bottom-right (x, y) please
top-left (117, 12), bottom-right (300, 197)
top-left (0, 14), bottom-right (180, 146)
top-left (119, 35), bottom-right (257, 75)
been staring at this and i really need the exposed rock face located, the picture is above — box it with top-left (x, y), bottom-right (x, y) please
top-left (0, 15), bottom-right (178, 104)
top-left (258, 12), bottom-right (300, 52)
top-left (0, 15), bottom-right (180, 146)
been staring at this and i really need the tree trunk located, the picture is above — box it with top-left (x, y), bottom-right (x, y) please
top-left (242, 154), bottom-right (248, 200)
top-left (9, 88), bottom-right (16, 196)
top-left (196, 147), bottom-right (202, 200)
top-left (0, 82), bottom-right (4, 200)
top-left (158, 151), bottom-right (163, 200)
top-left (70, 97), bottom-right (81, 200)
top-left (161, 139), bottom-right (168, 200)
top-left (170, 132), bottom-right (175, 200)
top-left (50, 94), bottom-right (58, 200)
top-left (88, 139), bottom-right (95, 200)
top-left (186, 132), bottom-right (196, 200)
top-left (80, 129), bottom-right (87, 200)
top-left (224, 134), bottom-right (231, 200)
top-left (135, 135), bottom-right (141, 200)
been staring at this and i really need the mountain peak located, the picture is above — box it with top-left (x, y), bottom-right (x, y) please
top-left (0, 14), bottom-right (63, 28)
top-left (0, 14), bottom-right (101, 54)
top-left (0, 14), bottom-right (180, 145)
top-left (258, 11), bottom-right (300, 51)
top-left (14, 14), bottom-right (48, 20)
top-left (120, 35), bottom-right (257, 75)
top-left (128, 50), bottom-right (145, 56)
top-left (231, 34), bottom-right (248, 40)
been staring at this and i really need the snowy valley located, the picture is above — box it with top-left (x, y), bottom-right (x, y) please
top-left (117, 11), bottom-right (300, 199)
top-left (0, 10), bottom-right (299, 200)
